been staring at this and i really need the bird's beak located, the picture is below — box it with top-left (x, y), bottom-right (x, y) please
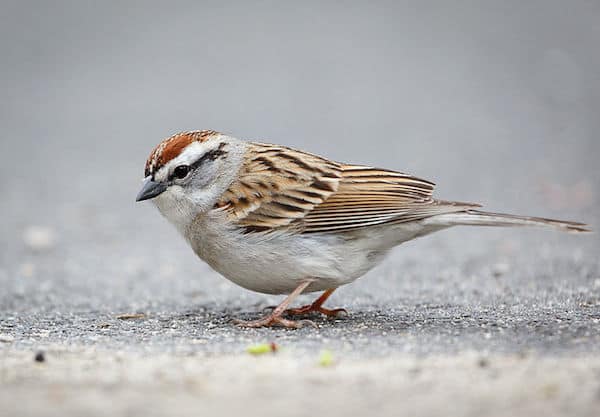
top-left (136, 177), bottom-right (167, 202)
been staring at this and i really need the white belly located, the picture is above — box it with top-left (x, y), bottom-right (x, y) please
top-left (184, 211), bottom-right (444, 294)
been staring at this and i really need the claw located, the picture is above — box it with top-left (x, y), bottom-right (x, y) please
top-left (298, 319), bottom-right (318, 328)
top-left (329, 308), bottom-right (349, 318)
top-left (286, 306), bottom-right (348, 318)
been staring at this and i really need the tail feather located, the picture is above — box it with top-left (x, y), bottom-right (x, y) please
top-left (425, 209), bottom-right (590, 234)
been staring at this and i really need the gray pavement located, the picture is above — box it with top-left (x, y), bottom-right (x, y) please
top-left (2, 230), bottom-right (599, 357)
top-left (1, 1), bottom-right (599, 416)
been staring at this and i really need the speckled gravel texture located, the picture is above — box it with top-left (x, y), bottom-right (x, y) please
top-left (1, 1), bottom-right (600, 416)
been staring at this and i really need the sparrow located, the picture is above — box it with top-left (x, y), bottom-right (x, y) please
top-left (136, 130), bottom-right (589, 328)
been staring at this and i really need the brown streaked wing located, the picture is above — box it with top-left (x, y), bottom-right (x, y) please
top-left (218, 143), bottom-right (343, 231)
top-left (298, 164), bottom-right (479, 233)
top-left (220, 146), bottom-right (478, 234)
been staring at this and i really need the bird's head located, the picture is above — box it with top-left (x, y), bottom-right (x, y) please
top-left (137, 130), bottom-right (245, 231)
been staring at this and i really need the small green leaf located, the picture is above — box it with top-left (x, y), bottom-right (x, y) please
top-left (318, 349), bottom-right (334, 366)
top-left (246, 343), bottom-right (277, 355)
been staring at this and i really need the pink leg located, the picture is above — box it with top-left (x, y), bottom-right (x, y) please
top-left (234, 281), bottom-right (316, 328)
top-left (285, 288), bottom-right (347, 318)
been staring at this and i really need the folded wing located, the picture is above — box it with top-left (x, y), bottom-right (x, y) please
top-left (218, 143), bottom-right (478, 234)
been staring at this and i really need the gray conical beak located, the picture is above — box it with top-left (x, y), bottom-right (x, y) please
top-left (136, 177), bottom-right (167, 202)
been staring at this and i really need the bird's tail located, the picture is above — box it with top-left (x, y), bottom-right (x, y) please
top-left (424, 209), bottom-right (590, 234)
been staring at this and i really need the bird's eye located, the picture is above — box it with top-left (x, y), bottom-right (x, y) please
top-left (173, 165), bottom-right (191, 179)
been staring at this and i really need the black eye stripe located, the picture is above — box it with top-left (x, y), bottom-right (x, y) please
top-left (170, 143), bottom-right (229, 180)
top-left (189, 152), bottom-right (211, 170)
top-left (190, 144), bottom-right (229, 170)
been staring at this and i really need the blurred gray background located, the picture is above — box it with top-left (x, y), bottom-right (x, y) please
top-left (2, 2), bottom-right (600, 416)
top-left (1, 0), bottom-right (599, 343)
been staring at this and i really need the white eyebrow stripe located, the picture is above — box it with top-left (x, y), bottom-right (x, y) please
top-left (153, 141), bottom-right (216, 182)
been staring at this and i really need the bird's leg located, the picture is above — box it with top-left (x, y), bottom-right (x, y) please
top-left (285, 288), bottom-right (347, 318)
top-left (233, 280), bottom-right (316, 328)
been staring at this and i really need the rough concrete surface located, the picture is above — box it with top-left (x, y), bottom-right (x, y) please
top-left (1, 1), bottom-right (599, 416)
top-left (2, 350), bottom-right (600, 417)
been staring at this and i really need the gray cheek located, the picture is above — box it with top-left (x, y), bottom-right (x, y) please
top-left (188, 163), bottom-right (217, 189)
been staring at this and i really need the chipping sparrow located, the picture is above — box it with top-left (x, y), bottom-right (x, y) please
top-left (136, 130), bottom-right (589, 328)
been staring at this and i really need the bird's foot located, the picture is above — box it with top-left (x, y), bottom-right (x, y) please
top-left (235, 280), bottom-right (318, 329)
top-left (263, 304), bottom-right (348, 318)
top-left (233, 314), bottom-right (316, 329)
top-left (285, 304), bottom-right (348, 318)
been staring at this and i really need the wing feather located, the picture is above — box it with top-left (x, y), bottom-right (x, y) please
top-left (218, 143), bottom-right (478, 233)
top-left (218, 143), bottom-right (342, 231)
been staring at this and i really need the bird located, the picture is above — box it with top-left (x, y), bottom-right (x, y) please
top-left (136, 130), bottom-right (589, 328)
